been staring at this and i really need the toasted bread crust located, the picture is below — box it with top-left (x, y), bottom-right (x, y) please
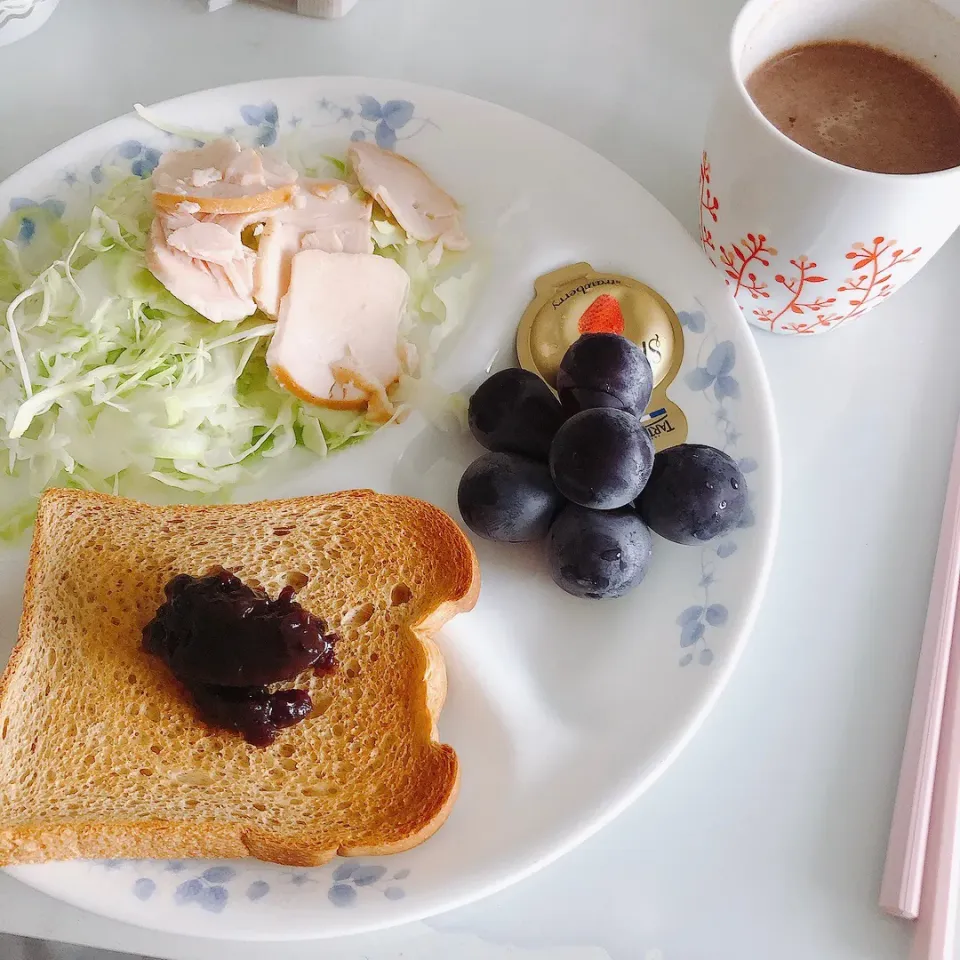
top-left (0, 488), bottom-right (479, 866)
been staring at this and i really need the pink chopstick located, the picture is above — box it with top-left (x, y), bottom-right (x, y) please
top-left (881, 419), bottom-right (960, 919)
top-left (910, 603), bottom-right (960, 960)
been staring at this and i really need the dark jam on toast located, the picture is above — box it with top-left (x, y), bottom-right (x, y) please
top-left (143, 569), bottom-right (337, 746)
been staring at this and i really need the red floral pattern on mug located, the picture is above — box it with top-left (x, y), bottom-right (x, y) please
top-left (836, 238), bottom-right (922, 320)
top-left (753, 257), bottom-right (836, 332)
top-left (698, 152), bottom-right (719, 262)
top-left (699, 152), bottom-right (922, 334)
top-left (719, 233), bottom-right (777, 301)
top-left (753, 240), bottom-right (922, 334)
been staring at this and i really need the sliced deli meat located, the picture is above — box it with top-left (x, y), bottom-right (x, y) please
top-left (145, 218), bottom-right (257, 324)
top-left (298, 179), bottom-right (374, 254)
top-left (253, 181), bottom-right (373, 319)
top-left (267, 250), bottom-right (409, 414)
top-left (347, 141), bottom-right (469, 251)
top-left (164, 219), bottom-right (246, 266)
top-left (151, 138), bottom-right (297, 215)
top-left (146, 205), bottom-right (282, 322)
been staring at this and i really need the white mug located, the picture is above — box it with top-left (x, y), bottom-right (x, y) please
top-left (702, 0), bottom-right (960, 335)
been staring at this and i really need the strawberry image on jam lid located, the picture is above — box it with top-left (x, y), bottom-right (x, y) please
top-left (577, 293), bottom-right (626, 335)
top-left (516, 262), bottom-right (689, 452)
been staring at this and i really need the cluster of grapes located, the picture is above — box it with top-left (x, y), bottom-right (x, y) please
top-left (458, 334), bottom-right (747, 599)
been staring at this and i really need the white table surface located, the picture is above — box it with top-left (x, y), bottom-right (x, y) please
top-left (1, 0), bottom-right (958, 957)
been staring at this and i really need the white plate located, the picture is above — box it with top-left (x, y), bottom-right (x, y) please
top-left (0, 78), bottom-right (780, 940)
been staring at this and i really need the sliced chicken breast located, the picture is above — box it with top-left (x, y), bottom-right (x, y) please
top-left (165, 219), bottom-right (246, 266)
top-left (145, 218), bottom-right (256, 323)
top-left (215, 205), bottom-right (287, 237)
top-left (347, 141), bottom-right (469, 251)
top-left (267, 250), bottom-right (409, 413)
top-left (253, 181), bottom-right (373, 319)
top-left (152, 138), bottom-right (297, 215)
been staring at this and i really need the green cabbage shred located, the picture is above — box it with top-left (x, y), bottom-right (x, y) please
top-left (0, 165), bottom-right (474, 538)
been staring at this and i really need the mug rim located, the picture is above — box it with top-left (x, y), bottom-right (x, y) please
top-left (729, 0), bottom-right (960, 183)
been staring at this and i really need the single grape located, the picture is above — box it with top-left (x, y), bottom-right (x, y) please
top-left (468, 368), bottom-right (565, 461)
top-left (638, 443), bottom-right (746, 544)
top-left (548, 504), bottom-right (653, 599)
top-left (549, 408), bottom-right (654, 510)
top-left (458, 452), bottom-right (565, 542)
top-left (556, 333), bottom-right (654, 418)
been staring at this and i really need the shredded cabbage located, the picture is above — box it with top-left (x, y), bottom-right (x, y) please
top-left (372, 218), bottom-right (481, 374)
top-left (132, 104), bottom-right (215, 145)
top-left (0, 165), bottom-right (475, 538)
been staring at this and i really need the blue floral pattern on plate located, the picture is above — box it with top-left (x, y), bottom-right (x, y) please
top-left (93, 858), bottom-right (410, 911)
top-left (9, 140), bottom-right (161, 246)
top-left (236, 96), bottom-right (434, 151)
top-left (321, 95), bottom-right (433, 149)
top-left (239, 102), bottom-right (280, 147)
top-left (8, 196), bottom-right (64, 244)
top-left (675, 309), bottom-right (758, 667)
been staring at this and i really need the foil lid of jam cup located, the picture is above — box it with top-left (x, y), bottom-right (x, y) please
top-left (516, 262), bottom-right (688, 451)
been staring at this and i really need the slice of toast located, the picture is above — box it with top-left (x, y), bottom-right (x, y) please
top-left (0, 488), bottom-right (479, 867)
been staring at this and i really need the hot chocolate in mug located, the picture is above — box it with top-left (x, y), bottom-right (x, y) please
top-left (701, 0), bottom-right (960, 335)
